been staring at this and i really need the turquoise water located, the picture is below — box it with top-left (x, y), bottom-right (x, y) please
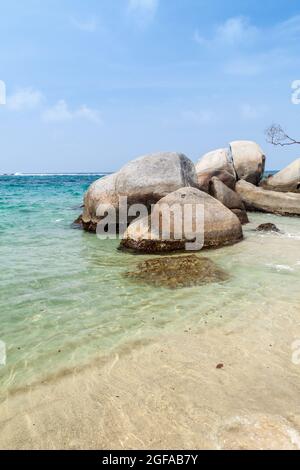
top-left (1, 174), bottom-right (300, 397)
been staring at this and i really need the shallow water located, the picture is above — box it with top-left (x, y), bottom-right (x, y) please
top-left (1, 175), bottom-right (300, 398)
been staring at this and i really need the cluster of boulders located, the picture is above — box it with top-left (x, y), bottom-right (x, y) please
top-left (76, 140), bottom-right (300, 253)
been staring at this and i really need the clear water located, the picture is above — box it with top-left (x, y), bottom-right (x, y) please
top-left (1, 175), bottom-right (300, 398)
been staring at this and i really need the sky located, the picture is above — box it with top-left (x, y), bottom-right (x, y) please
top-left (0, 0), bottom-right (300, 173)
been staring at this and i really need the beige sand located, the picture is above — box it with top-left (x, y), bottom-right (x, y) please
top-left (1, 297), bottom-right (300, 450)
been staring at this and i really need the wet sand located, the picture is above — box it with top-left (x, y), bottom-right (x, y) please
top-left (1, 296), bottom-right (300, 450)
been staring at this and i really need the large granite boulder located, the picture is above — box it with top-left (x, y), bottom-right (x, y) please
top-left (260, 159), bottom-right (300, 193)
top-left (120, 187), bottom-right (243, 253)
top-left (236, 180), bottom-right (300, 216)
top-left (209, 177), bottom-right (249, 225)
top-left (196, 148), bottom-right (235, 175)
top-left (81, 152), bottom-right (198, 232)
top-left (230, 140), bottom-right (266, 185)
top-left (195, 148), bottom-right (236, 191)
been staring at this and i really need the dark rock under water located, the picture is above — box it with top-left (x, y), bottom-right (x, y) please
top-left (124, 254), bottom-right (229, 289)
top-left (256, 223), bottom-right (280, 233)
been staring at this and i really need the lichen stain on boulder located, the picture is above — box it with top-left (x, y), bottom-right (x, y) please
top-left (124, 254), bottom-right (229, 289)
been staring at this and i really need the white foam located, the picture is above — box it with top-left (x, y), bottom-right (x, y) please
top-left (266, 264), bottom-right (295, 272)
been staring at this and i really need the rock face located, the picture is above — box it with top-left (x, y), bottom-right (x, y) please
top-left (120, 187), bottom-right (243, 253)
top-left (81, 152), bottom-right (198, 232)
top-left (124, 255), bottom-right (229, 289)
top-left (195, 148), bottom-right (236, 191)
top-left (209, 177), bottom-right (249, 225)
top-left (197, 169), bottom-right (236, 192)
top-left (230, 140), bottom-right (266, 185)
top-left (236, 180), bottom-right (300, 216)
top-left (260, 159), bottom-right (300, 193)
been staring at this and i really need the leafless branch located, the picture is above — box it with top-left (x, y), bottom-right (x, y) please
top-left (265, 124), bottom-right (300, 147)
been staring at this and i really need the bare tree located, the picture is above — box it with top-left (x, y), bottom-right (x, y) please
top-left (266, 124), bottom-right (300, 147)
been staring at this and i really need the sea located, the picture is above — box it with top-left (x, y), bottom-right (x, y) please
top-left (1, 173), bottom-right (300, 400)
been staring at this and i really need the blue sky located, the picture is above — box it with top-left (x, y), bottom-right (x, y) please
top-left (0, 0), bottom-right (300, 173)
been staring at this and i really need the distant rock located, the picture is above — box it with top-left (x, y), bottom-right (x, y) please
top-left (256, 223), bottom-right (280, 233)
top-left (209, 177), bottom-right (249, 225)
top-left (81, 152), bottom-right (198, 232)
top-left (120, 187), bottom-right (243, 253)
top-left (236, 180), bottom-right (300, 216)
top-left (124, 255), bottom-right (229, 289)
top-left (260, 159), bottom-right (300, 193)
top-left (230, 140), bottom-right (266, 185)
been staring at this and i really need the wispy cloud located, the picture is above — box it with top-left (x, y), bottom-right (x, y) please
top-left (240, 103), bottom-right (268, 120)
top-left (7, 88), bottom-right (44, 111)
top-left (277, 15), bottom-right (300, 39)
top-left (194, 16), bottom-right (258, 47)
top-left (42, 100), bottom-right (102, 125)
top-left (71, 17), bottom-right (97, 33)
top-left (163, 108), bottom-right (216, 128)
top-left (224, 57), bottom-right (263, 76)
top-left (128, 0), bottom-right (158, 25)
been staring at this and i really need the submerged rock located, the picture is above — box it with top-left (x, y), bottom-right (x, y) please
top-left (230, 140), bottom-right (266, 185)
top-left (260, 158), bottom-right (300, 193)
top-left (124, 255), bottom-right (229, 289)
top-left (81, 152), bottom-right (198, 233)
top-left (120, 187), bottom-right (243, 253)
top-left (236, 180), bottom-right (300, 216)
top-left (209, 177), bottom-right (249, 225)
top-left (256, 223), bottom-right (280, 233)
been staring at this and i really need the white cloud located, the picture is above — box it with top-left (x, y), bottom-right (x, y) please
top-left (181, 110), bottom-right (215, 125)
top-left (128, 0), bottom-right (158, 25)
top-left (71, 17), bottom-right (97, 32)
top-left (129, 0), bottom-right (158, 12)
top-left (7, 88), bottom-right (44, 111)
top-left (194, 16), bottom-right (258, 47)
top-left (163, 109), bottom-right (216, 127)
top-left (240, 104), bottom-right (268, 120)
top-left (277, 15), bottom-right (300, 39)
top-left (224, 58), bottom-right (263, 76)
top-left (42, 100), bottom-right (102, 125)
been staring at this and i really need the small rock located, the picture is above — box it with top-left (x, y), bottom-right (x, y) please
top-left (256, 223), bottom-right (280, 233)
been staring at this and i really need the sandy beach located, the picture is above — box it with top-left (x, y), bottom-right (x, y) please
top-left (1, 293), bottom-right (300, 450)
